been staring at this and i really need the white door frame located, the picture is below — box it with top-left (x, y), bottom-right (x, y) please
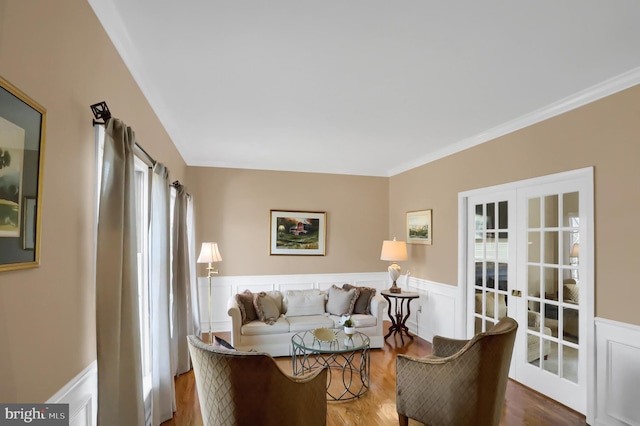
top-left (457, 167), bottom-right (595, 424)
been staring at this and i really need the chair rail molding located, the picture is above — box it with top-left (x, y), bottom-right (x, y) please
top-left (595, 318), bottom-right (640, 426)
top-left (47, 360), bottom-right (97, 426)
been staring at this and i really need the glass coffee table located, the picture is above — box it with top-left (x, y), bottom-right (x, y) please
top-left (291, 329), bottom-right (370, 401)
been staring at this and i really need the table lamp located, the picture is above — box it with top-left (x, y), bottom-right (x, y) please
top-left (380, 238), bottom-right (408, 293)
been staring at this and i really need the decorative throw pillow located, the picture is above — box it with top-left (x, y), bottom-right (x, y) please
top-left (326, 285), bottom-right (359, 316)
top-left (213, 336), bottom-right (236, 351)
top-left (253, 292), bottom-right (280, 325)
top-left (235, 290), bottom-right (257, 325)
top-left (343, 284), bottom-right (376, 314)
top-left (284, 292), bottom-right (326, 317)
top-left (563, 283), bottom-right (579, 303)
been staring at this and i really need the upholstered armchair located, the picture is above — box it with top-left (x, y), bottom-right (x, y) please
top-left (395, 316), bottom-right (518, 426)
top-left (187, 335), bottom-right (327, 426)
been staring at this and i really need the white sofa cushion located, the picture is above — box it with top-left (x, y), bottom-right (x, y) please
top-left (242, 316), bottom-right (290, 336)
top-left (284, 291), bottom-right (326, 316)
top-left (287, 315), bottom-right (334, 332)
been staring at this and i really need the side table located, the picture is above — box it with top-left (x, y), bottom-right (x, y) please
top-left (381, 290), bottom-right (420, 344)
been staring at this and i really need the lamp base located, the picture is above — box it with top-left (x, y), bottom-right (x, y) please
top-left (389, 281), bottom-right (402, 293)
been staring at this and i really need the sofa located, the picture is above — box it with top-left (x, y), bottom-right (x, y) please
top-left (227, 284), bottom-right (388, 356)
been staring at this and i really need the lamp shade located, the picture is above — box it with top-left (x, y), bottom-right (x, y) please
top-left (380, 239), bottom-right (408, 262)
top-left (197, 242), bottom-right (222, 263)
top-left (570, 243), bottom-right (579, 258)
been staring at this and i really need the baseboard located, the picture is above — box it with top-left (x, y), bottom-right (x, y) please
top-left (594, 318), bottom-right (640, 426)
top-left (47, 360), bottom-right (97, 426)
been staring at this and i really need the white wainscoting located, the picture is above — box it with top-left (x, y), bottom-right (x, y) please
top-left (199, 272), bottom-right (389, 332)
top-left (404, 276), bottom-right (460, 342)
top-left (47, 361), bottom-right (97, 426)
top-left (595, 318), bottom-right (640, 426)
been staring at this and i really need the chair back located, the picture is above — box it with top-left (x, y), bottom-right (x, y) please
top-left (187, 335), bottom-right (327, 426)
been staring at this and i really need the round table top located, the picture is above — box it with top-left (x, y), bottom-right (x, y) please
top-left (381, 290), bottom-right (420, 298)
top-left (291, 329), bottom-right (370, 353)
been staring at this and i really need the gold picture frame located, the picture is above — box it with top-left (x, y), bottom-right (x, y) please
top-left (0, 76), bottom-right (46, 271)
top-left (406, 209), bottom-right (432, 245)
top-left (269, 210), bottom-right (326, 255)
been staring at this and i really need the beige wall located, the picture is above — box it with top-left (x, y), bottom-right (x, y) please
top-left (390, 84), bottom-right (640, 326)
top-left (0, 0), bottom-right (187, 402)
top-left (188, 167), bottom-right (388, 277)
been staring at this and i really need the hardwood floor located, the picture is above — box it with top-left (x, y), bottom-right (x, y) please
top-left (162, 326), bottom-right (587, 426)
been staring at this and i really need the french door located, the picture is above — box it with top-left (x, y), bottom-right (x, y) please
top-left (464, 169), bottom-right (593, 417)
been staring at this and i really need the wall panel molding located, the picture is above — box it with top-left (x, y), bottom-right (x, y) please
top-left (47, 361), bottom-right (97, 426)
top-left (595, 318), bottom-right (640, 426)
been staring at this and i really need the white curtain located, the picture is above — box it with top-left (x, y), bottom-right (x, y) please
top-left (96, 118), bottom-right (145, 426)
top-left (149, 163), bottom-right (175, 425)
top-left (171, 184), bottom-right (197, 375)
top-left (187, 195), bottom-right (201, 338)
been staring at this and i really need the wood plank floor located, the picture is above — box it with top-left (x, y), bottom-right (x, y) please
top-left (162, 326), bottom-right (587, 426)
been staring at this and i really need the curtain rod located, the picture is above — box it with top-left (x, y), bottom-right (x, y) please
top-left (90, 100), bottom-right (184, 189)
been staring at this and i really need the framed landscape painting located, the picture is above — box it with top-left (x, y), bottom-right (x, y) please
top-left (407, 209), bottom-right (432, 245)
top-left (0, 76), bottom-right (46, 272)
top-left (270, 210), bottom-right (326, 255)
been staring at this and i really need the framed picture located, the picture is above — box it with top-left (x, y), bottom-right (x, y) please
top-left (407, 209), bottom-right (432, 245)
top-left (0, 76), bottom-right (46, 271)
top-left (270, 210), bottom-right (326, 255)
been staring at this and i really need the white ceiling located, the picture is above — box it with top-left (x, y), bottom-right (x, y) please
top-left (89, 1), bottom-right (640, 177)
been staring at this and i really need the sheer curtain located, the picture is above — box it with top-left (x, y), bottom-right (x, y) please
top-left (171, 184), bottom-right (198, 375)
top-left (96, 118), bottom-right (145, 425)
top-left (149, 163), bottom-right (175, 425)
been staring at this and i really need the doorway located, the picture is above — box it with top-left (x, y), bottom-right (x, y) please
top-left (460, 168), bottom-right (594, 420)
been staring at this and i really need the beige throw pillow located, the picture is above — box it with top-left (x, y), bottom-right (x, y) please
top-left (253, 292), bottom-right (280, 325)
top-left (326, 285), bottom-right (359, 316)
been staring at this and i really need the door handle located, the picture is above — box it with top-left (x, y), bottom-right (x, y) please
top-left (511, 290), bottom-right (522, 297)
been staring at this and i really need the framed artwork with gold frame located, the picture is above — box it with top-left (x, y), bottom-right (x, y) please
top-left (0, 76), bottom-right (46, 272)
top-left (269, 210), bottom-right (326, 255)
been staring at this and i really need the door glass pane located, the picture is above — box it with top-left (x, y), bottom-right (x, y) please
top-left (475, 291), bottom-right (483, 315)
top-left (475, 262), bottom-right (483, 287)
top-left (563, 307), bottom-right (579, 344)
top-left (527, 265), bottom-right (540, 298)
top-left (544, 231), bottom-right (559, 264)
top-left (528, 197), bottom-right (540, 228)
top-left (563, 345), bottom-right (579, 383)
top-left (475, 204), bottom-right (484, 230)
top-left (487, 203), bottom-right (495, 230)
top-left (563, 231), bottom-right (575, 266)
top-left (486, 233), bottom-right (496, 259)
top-left (544, 195), bottom-right (559, 227)
top-left (543, 340), bottom-right (558, 374)
top-left (498, 201), bottom-right (508, 229)
top-left (487, 262), bottom-right (495, 289)
top-left (528, 232), bottom-right (540, 263)
top-left (498, 232), bottom-right (508, 260)
top-left (498, 263), bottom-right (508, 291)
top-left (563, 192), bottom-right (579, 227)
top-left (543, 267), bottom-right (558, 300)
